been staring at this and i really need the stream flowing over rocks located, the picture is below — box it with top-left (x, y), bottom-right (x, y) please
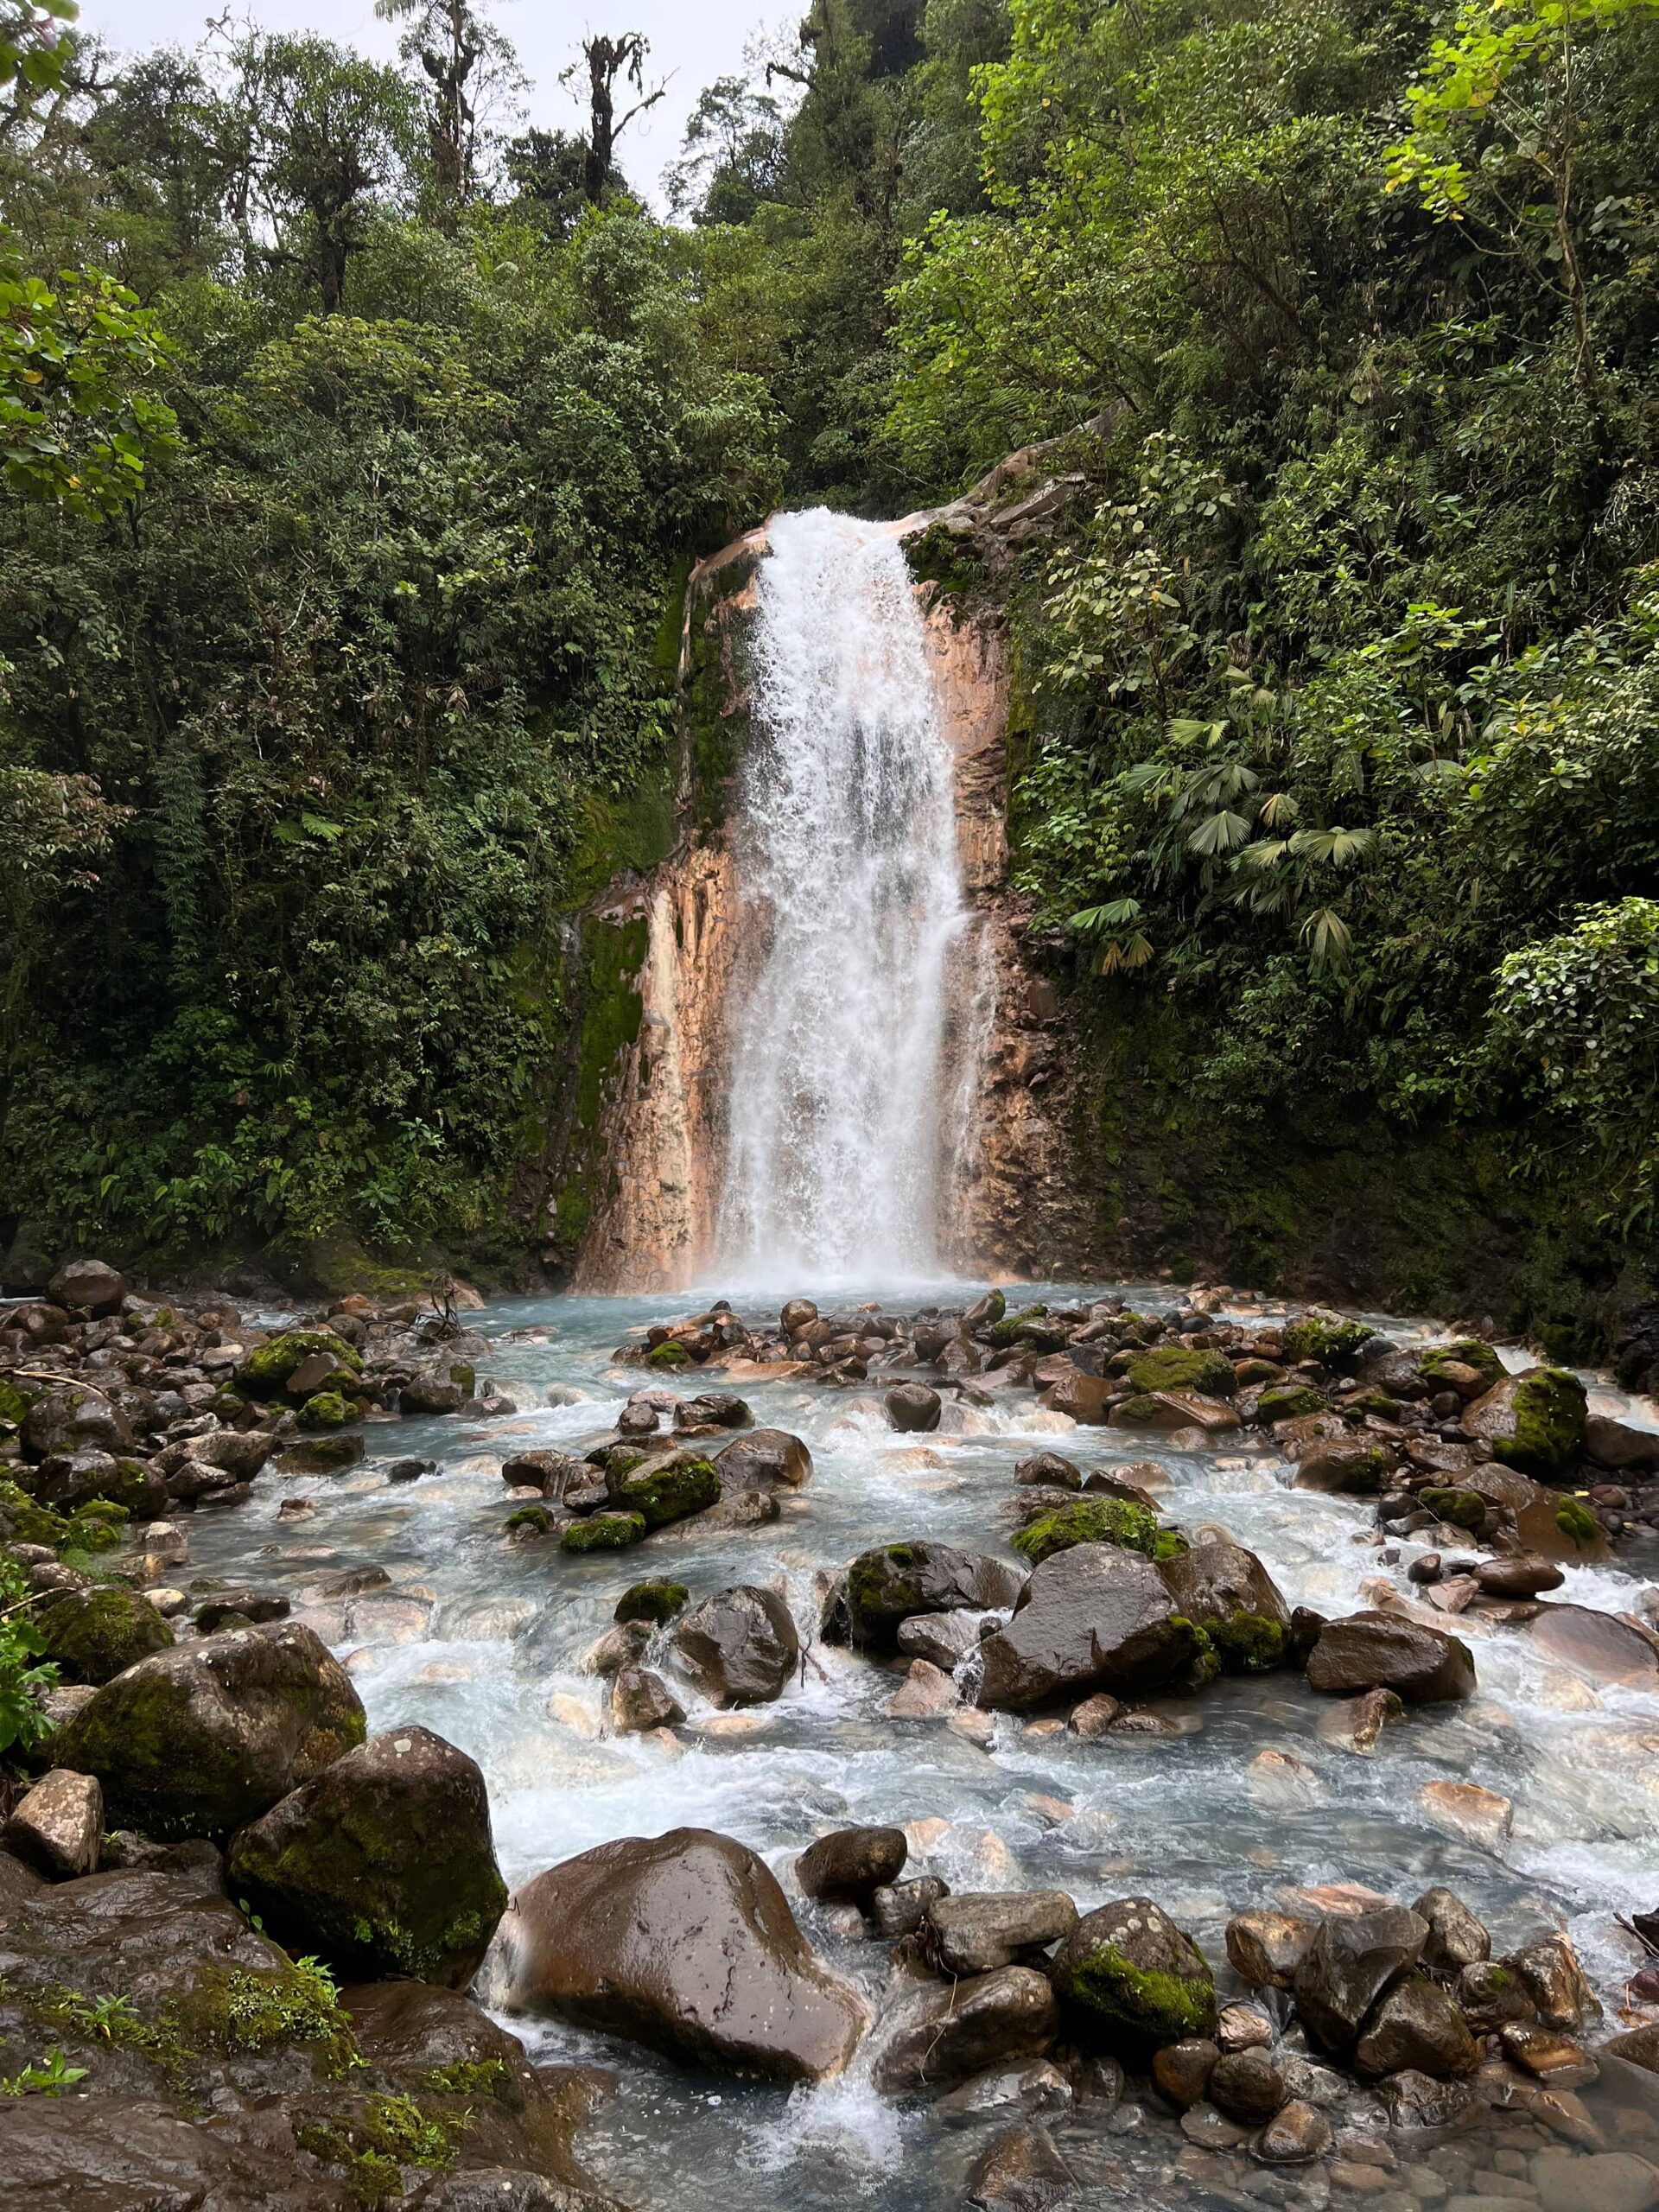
top-left (3, 1270), bottom-right (1659, 2212)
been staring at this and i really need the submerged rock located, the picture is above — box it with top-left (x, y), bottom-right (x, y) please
top-left (494, 1827), bottom-right (869, 2082)
top-left (54, 1618), bottom-right (366, 1840)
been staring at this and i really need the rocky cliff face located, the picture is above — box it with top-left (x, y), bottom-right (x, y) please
top-left (550, 454), bottom-right (1096, 1293)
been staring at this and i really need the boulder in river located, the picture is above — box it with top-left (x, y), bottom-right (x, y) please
top-left (841, 1541), bottom-right (1025, 1649)
top-left (796, 1825), bottom-right (907, 1908)
top-left (1157, 1535), bottom-right (1291, 1673)
top-left (1225, 1910), bottom-right (1319, 1991)
top-left (1052, 1897), bottom-right (1217, 2054)
top-left (54, 1618), bottom-right (366, 1839)
top-left (1304, 1611), bottom-right (1476, 1702)
top-left (493, 1827), bottom-right (869, 2081)
top-left (607, 1447), bottom-right (721, 1529)
top-left (715, 1427), bottom-right (812, 1491)
top-left (1354, 1974), bottom-right (1478, 2077)
top-left (46, 1256), bottom-right (128, 1312)
top-left (977, 1545), bottom-right (1207, 1711)
top-left (226, 1724), bottom-right (507, 1987)
top-left (1462, 1365), bottom-right (1587, 1478)
top-left (885, 1382), bottom-right (942, 1433)
top-left (1292, 1903), bottom-right (1428, 2055)
top-left (1527, 1602), bottom-right (1659, 1687)
top-left (611, 1664), bottom-right (685, 1734)
top-left (22, 1387), bottom-right (135, 1461)
top-left (929, 1891), bottom-right (1079, 1976)
top-left (872, 1965), bottom-right (1058, 2093)
top-left (672, 1585), bottom-right (799, 1705)
top-left (1413, 1886), bottom-right (1491, 1972)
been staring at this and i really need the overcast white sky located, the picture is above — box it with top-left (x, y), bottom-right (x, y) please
top-left (75, 0), bottom-right (774, 212)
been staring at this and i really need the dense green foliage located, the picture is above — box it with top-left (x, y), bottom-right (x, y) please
top-left (3, 0), bottom-right (1656, 1317)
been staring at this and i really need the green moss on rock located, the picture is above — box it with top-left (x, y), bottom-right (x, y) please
top-left (35, 1585), bottom-right (174, 1683)
top-left (298, 1391), bottom-right (352, 1430)
top-left (1421, 1486), bottom-right (1486, 1531)
top-left (615, 1579), bottom-right (690, 1624)
top-left (236, 1330), bottom-right (362, 1396)
top-left (1491, 1366), bottom-right (1587, 1478)
top-left (1126, 1344), bottom-right (1236, 1397)
top-left (1054, 1902), bottom-right (1218, 2054)
top-left (1012, 1497), bottom-right (1184, 1566)
top-left (504, 1504), bottom-right (553, 1534)
top-left (561, 1511), bottom-right (645, 1554)
top-left (611, 1453), bottom-right (719, 1530)
top-left (1202, 1608), bottom-right (1290, 1673)
top-left (1554, 1497), bottom-right (1599, 1547)
top-left (647, 1340), bottom-right (692, 1369)
top-left (1281, 1316), bottom-right (1374, 1369)
top-left (1421, 1338), bottom-right (1504, 1390)
top-left (1255, 1382), bottom-right (1330, 1423)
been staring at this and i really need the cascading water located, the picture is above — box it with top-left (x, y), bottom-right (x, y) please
top-left (714, 507), bottom-right (980, 1285)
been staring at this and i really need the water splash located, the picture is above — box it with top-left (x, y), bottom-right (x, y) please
top-left (714, 508), bottom-right (979, 1287)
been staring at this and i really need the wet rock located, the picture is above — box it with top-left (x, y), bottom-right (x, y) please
top-left (714, 1427), bottom-right (812, 1491)
top-left (1304, 1611), bottom-right (1477, 1703)
top-left (54, 1618), bottom-right (365, 1839)
top-left (700, 1488), bottom-right (781, 1530)
top-left (47, 1256), bottom-right (129, 1312)
top-left (1457, 1960), bottom-right (1537, 2032)
top-left (888, 1656), bottom-right (960, 1716)
top-left (22, 1386), bottom-right (136, 1459)
top-left (1293, 1904), bottom-right (1429, 2054)
top-left (1158, 1535), bottom-right (1291, 1673)
top-left (497, 1827), bottom-right (869, 2082)
top-left (1068, 1692), bottom-right (1121, 1738)
top-left (614, 1580), bottom-right (689, 1626)
top-left (1217, 2003), bottom-right (1274, 2052)
top-left (1053, 1897), bottom-right (1217, 2054)
top-left (226, 1723), bottom-right (507, 1986)
top-left (898, 1610), bottom-right (989, 1668)
top-left (607, 1448), bottom-right (721, 1530)
top-left (963, 2122), bottom-right (1076, 2209)
top-left (1316, 1686), bottom-right (1405, 1755)
top-left (1598, 2021), bottom-right (1659, 2074)
top-left (842, 1541), bottom-right (1025, 1649)
top-left (928, 1891), bottom-right (1078, 1975)
top-left (1530, 2150), bottom-right (1659, 2212)
top-left (1209, 2047), bottom-right (1286, 2124)
top-left (1528, 1605), bottom-right (1659, 1687)
top-left (1584, 1417), bottom-right (1659, 1472)
top-left (400, 1374), bottom-right (464, 1414)
top-left (1414, 1888), bottom-right (1491, 1973)
top-left (1500, 2022), bottom-right (1599, 2088)
top-left (873, 1965), bottom-right (1059, 2093)
top-left (796, 1825), bottom-right (907, 1908)
top-left (582, 1624), bottom-right (651, 1680)
top-left (1225, 1910), bottom-right (1319, 1990)
top-left (1475, 1556), bottom-right (1565, 1598)
top-left (1356, 1975), bottom-right (1478, 2078)
top-left (676, 1392), bottom-right (753, 1431)
top-left (936, 2061), bottom-right (1073, 2122)
top-left (501, 1448), bottom-right (594, 1498)
top-left (611, 1666), bottom-right (685, 1734)
top-left (34, 1585), bottom-right (175, 1683)
top-left (887, 1382), bottom-right (943, 1433)
top-left (1255, 2101), bottom-right (1333, 2163)
top-left (277, 1433), bottom-right (365, 1475)
top-left (672, 1585), bottom-right (799, 1706)
top-left (194, 1589), bottom-right (291, 1632)
top-left (1015, 1452), bottom-right (1082, 1490)
top-left (977, 1545), bottom-right (1205, 1711)
top-left (1463, 1367), bottom-right (1587, 1478)
top-left (1506, 1936), bottom-right (1601, 2030)
top-left (4, 1766), bottom-right (102, 1878)
top-left (561, 1510), bottom-right (645, 1553)
top-left (1153, 2036), bottom-right (1219, 2109)
top-left (1374, 2065), bottom-right (1483, 2139)
top-left (1290, 1440), bottom-right (1393, 1494)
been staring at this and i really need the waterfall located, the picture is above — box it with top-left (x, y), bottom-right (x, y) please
top-left (713, 508), bottom-right (980, 1286)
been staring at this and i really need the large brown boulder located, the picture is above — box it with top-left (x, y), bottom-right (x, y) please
top-left (46, 1257), bottom-right (129, 1313)
top-left (977, 1545), bottom-right (1205, 1711)
top-left (1463, 1366), bottom-right (1586, 1478)
top-left (871, 1966), bottom-right (1058, 2093)
top-left (841, 1541), bottom-right (1025, 1649)
top-left (493, 1827), bottom-right (869, 2082)
top-left (672, 1586), bottom-right (800, 1706)
top-left (1354, 1975), bottom-right (1478, 2078)
top-left (54, 1620), bottom-right (366, 1839)
top-left (1293, 1904), bottom-right (1428, 2055)
top-left (226, 1726), bottom-right (508, 1987)
top-left (1304, 1611), bottom-right (1476, 1703)
top-left (715, 1428), bottom-right (813, 1491)
top-left (1158, 1536), bottom-right (1291, 1673)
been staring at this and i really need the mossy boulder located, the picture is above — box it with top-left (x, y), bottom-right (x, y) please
top-left (842, 1541), bottom-right (1025, 1649)
top-left (297, 1391), bottom-right (352, 1431)
top-left (1126, 1345), bottom-right (1236, 1398)
top-left (54, 1618), bottom-right (366, 1839)
top-left (235, 1330), bottom-right (362, 1397)
top-left (609, 1451), bottom-right (720, 1530)
top-left (1053, 1897), bottom-right (1217, 2055)
top-left (1158, 1538), bottom-right (1292, 1675)
top-left (647, 1340), bottom-right (693, 1370)
top-left (1255, 1383), bottom-right (1330, 1424)
top-left (226, 1726), bottom-right (508, 1988)
top-left (35, 1585), bottom-right (175, 1683)
top-left (1464, 1366), bottom-right (1586, 1479)
top-left (983, 1305), bottom-right (1055, 1347)
top-left (504, 1504), bottom-right (554, 1534)
top-left (615, 1580), bottom-right (689, 1625)
top-left (1421, 1338), bottom-right (1504, 1393)
top-left (0, 1479), bottom-right (124, 1554)
top-left (561, 1512), bottom-right (645, 1554)
top-left (1012, 1497), bottom-right (1184, 1567)
top-left (277, 1433), bottom-right (366, 1476)
top-left (1281, 1315), bottom-right (1375, 1370)
top-left (1420, 1486), bottom-right (1486, 1532)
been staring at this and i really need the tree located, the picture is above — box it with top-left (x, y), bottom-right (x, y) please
top-left (567, 33), bottom-right (664, 207)
top-left (505, 126), bottom-right (612, 239)
top-left (373, 0), bottom-right (523, 214)
top-left (664, 73), bottom-right (785, 224)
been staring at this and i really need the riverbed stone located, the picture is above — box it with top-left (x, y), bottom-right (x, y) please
top-left (1226, 1910), bottom-right (1319, 1990)
top-left (1527, 1605), bottom-right (1659, 1687)
top-left (672, 1585), bottom-right (799, 1705)
top-left (886, 1382), bottom-right (942, 1433)
top-left (715, 1427), bottom-right (813, 1490)
top-left (842, 1541), bottom-right (1025, 1649)
top-left (1294, 1904), bottom-right (1429, 2055)
top-left (46, 1256), bottom-right (129, 1312)
top-left (1052, 1897), bottom-right (1217, 2054)
top-left (611, 1665), bottom-right (685, 1733)
top-left (963, 2120), bottom-right (1076, 2209)
top-left (1506, 1936), bottom-right (1601, 2030)
top-left (4, 1765), bottom-right (103, 1878)
top-left (226, 1723), bottom-right (506, 1986)
top-left (614, 1580), bottom-right (689, 1625)
top-left (1256, 2101), bottom-right (1334, 2163)
top-left (1157, 1535), bottom-right (1292, 1673)
top-left (796, 1825), bottom-right (907, 1908)
top-left (1463, 1368), bottom-right (1586, 1478)
top-left (1305, 1611), bottom-right (1477, 1703)
top-left (54, 1618), bottom-right (366, 1839)
top-left (34, 1584), bottom-right (175, 1683)
top-left (872, 1875), bottom-right (950, 1940)
top-left (607, 1448), bottom-right (721, 1529)
top-left (897, 1609), bottom-right (988, 1669)
top-left (1356, 1976), bottom-right (1479, 2079)
top-left (977, 1544), bottom-right (1206, 1711)
top-left (1154, 2037), bottom-right (1219, 2109)
top-left (1210, 2047), bottom-right (1287, 2124)
top-left (1530, 2151), bottom-right (1659, 2212)
top-left (496, 1827), bottom-right (869, 2082)
top-left (872, 1965), bottom-right (1059, 2093)
top-left (928, 1890), bottom-right (1078, 1975)
top-left (1414, 1888), bottom-right (1491, 1973)
top-left (1015, 1451), bottom-right (1083, 1490)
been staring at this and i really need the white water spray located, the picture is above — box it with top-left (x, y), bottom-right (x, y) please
top-left (714, 508), bottom-right (980, 1284)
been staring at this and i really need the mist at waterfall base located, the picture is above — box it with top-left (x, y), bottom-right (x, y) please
top-left (184, 1291), bottom-right (1659, 2212)
top-left (713, 509), bottom-right (988, 1294)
